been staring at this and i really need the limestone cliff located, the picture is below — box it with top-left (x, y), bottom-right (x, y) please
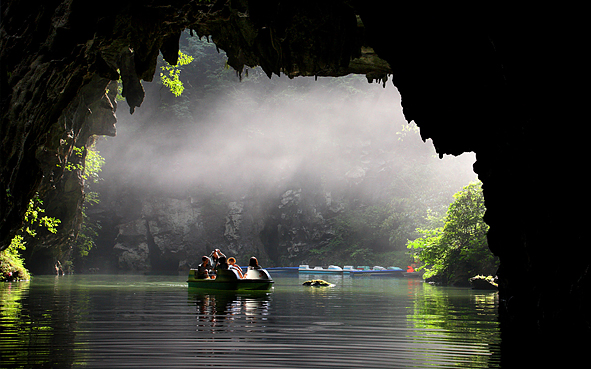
top-left (100, 188), bottom-right (339, 272)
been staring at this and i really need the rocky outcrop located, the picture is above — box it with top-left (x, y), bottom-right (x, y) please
top-left (106, 197), bottom-right (200, 272)
top-left (102, 187), bottom-right (341, 272)
top-left (113, 219), bottom-right (151, 271)
top-left (1, 0), bottom-right (589, 364)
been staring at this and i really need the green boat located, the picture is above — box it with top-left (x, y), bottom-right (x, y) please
top-left (187, 268), bottom-right (274, 291)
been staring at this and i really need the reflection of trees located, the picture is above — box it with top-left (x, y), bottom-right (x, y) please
top-left (0, 278), bottom-right (80, 368)
top-left (190, 291), bottom-right (271, 334)
top-left (0, 282), bottom-right (29, 367)
top-left (0, 280), bottom-right (29, 321)
top-left (406, 282), bottom-right (501, 367)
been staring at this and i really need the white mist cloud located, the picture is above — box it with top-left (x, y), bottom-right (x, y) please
top-left (98, 72), bottom-right (475, 199)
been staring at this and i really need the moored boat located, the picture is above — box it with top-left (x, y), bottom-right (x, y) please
top-left (298, 265), bottom-right (344, 274)
top-left (188, 268), bottom-right (274, 290)
top-left (347, 266), bottom-right (405, 277)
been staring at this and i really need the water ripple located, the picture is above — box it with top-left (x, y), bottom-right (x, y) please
top-left (1, 275), bottom-right (499, 368)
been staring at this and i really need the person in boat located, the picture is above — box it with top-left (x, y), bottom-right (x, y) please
top-left (244, 256), bottom-right (265, 279)
top-left (205, 249), bottom-right (225, 278)
top-left (248, 256), bottom-right (261, 270)
top-left (196, 256), bottom-right (211, 279)
top-left (227, 257), bottom-right (245, 278)
top-left (209, 249), bottom-right (226, 270)
top-left (216, 256), bottom-right (228, 272)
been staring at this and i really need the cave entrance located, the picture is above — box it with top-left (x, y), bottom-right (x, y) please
top-left (2, 2), bottom-right (586, 363)
top-left (87, 35), bottom-right (478, 275)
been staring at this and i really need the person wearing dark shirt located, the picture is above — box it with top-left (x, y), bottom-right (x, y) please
top-left (217, 256), bottom-right (228, 272)
top-left (196, 256), bottom-right (210, 279)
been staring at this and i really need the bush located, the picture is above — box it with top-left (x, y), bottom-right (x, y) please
top-left (1, 236), bottom-right (31, 281)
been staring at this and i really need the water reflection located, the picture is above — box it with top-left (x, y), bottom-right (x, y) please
top-left (0, 278), bottom-right (79, 368)
top-left (407, 282), bottom-right (501, 367)
top-left (0, 280), bottom-right (29, 321)
top-left (189, 290), bottom-right (272, 334)
top-left (1, 275), bottom-right (500, 368)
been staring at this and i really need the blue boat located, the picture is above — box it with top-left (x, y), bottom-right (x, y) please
top-left (345, 266), bottom-right (405, 277)
top-left (298, 265), bottom-right (344, 274)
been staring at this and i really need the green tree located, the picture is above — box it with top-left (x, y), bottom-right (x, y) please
top-left (311, 204), bottom-right (413, 267)
top-left (1, 195), bottom-right (61, 281)
top-left (407, 182), bottom-right (498, 286)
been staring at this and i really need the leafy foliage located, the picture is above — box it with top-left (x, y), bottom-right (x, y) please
top-left (22, 196), bottom-right (61, 237)
top-left (160, 51), bottom-right (195, 97)
top-left (310, 203), bottom-right (420, 267)
top-left (82, 147), bottom-right (105, 183)
top-left (58, 145), bottom-right (104, 180)
top-left (407, 182), bottom-right (498, 285)
top-left (2, 194), bottom-right (61, 281)
top-left (72, 145), bottom-right (105, 267)
top-left (1, 236), bottom-right (29, 281)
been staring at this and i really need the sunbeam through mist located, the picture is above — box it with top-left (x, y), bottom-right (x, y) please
top-left (88, 36), bottom-right (477, 270)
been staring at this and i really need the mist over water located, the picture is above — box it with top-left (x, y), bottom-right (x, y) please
top-left (87, 42), bottom-right (478, 269)
top-left (98, 71), bottom-right (476, 200)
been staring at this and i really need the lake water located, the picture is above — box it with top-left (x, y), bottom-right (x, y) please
top-left (1, 273), bottom-right (500, 368)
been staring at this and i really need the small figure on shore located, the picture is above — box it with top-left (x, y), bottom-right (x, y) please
top-left (55, 261), bottom-right (64, 276)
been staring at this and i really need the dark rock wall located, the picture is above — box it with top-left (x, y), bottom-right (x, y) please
top-left (357, 2), bottom-right (589, 363)
top-left (89, 186), bottom-right (340, 273)
top-left (1, 0), bottom-right (588, 364)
